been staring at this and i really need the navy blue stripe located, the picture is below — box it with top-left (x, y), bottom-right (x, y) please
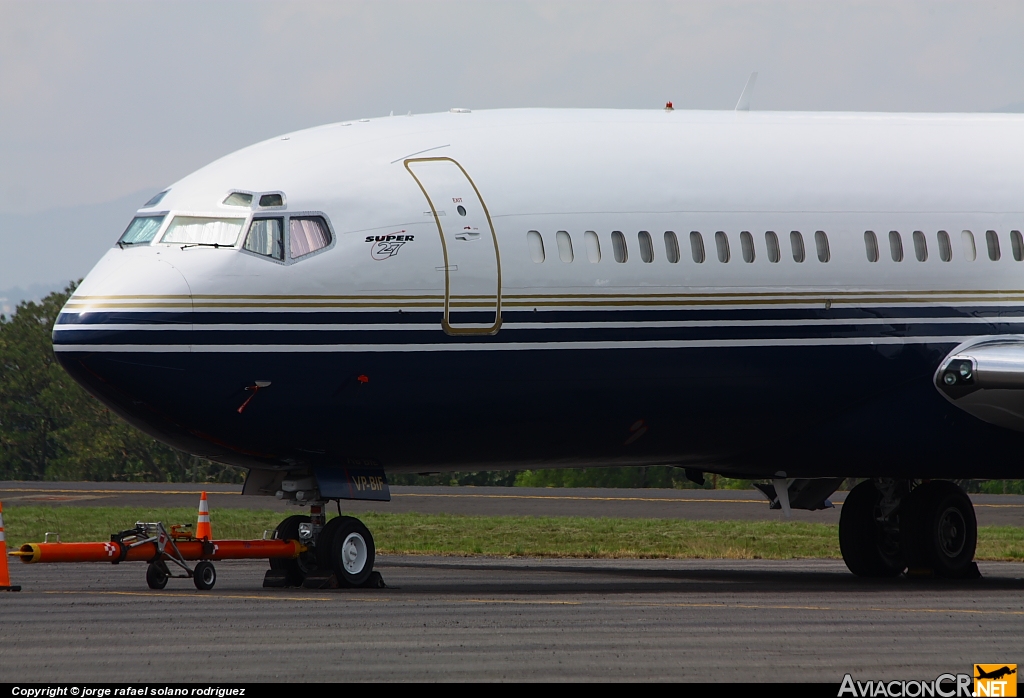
top-left (55, 305), bottom-right (1024, 327)
top-left (51, 320), bottom-right (1023, 347)
top-left (56, 311), bottom-right (194, 325)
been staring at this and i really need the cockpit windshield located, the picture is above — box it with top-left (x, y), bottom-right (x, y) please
top-left (118, 215), bottom-right (166, 245)
top-left (161, 216), bottom-right (245, 246)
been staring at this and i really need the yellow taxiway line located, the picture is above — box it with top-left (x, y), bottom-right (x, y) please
top-left (32, 590), bottom-right (1024, 617)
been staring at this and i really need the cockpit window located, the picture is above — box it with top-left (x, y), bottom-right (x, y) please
top-left (289, 217), bottom-right (332, 258)
top-left (118, 215), bottom-right (166, 245)
top-left (161, 216), bottom-right (245, 246)
top-left (244, 218), bottom-right (284, 260)
top-left (143, 190), bottom-right (169, 208)
top-left (223, 192), bottom-right (253, 207)
top-left (259, 193), bottom-right (284, 208)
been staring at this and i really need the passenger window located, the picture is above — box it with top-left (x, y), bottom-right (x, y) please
top-left (790, 231), bottom-right (805, 263)
top-left (937, 231), bottom-right (952, 262)
top-left (864, 231), bottom-right (879, 262)
top-left (244, 218), bottom-right (284, 260)
top-left (740, 231), bottom-right (754, 263)
top-left (638, 231), bottom-right (654, 263)
top-left (888, 231), bottom-right (903, 262)
top-left (162, 216), bottom-right (245, 246)
top-left (690, 232), bottom-right (705, 263)
top-left (664, 232), bottom-right (680, 263)
top-left (527, 231), bottom-right (545, 263)
top-left (715, 231), bottom-right (730, 263)
top-left (585, 231), bottom-right (601, 263)
top-left (118, 215), bottom-right (166, 245)
top-left (814, 231), bottom-right (829, 263)
top-left (765, 231), bottom-right (780, 263)
top-left (289, 216), bottom-right (332, 259)
top-left (912, 231), bottom-right (927, 262)
top-left (1012, 231), bottom-right (1023, 262)
top-left (612, 231), bottom-right (628, 263)
top-left (556, 231), bottom-right (574, 263)
top-left (986, 230), bottom-right (1001, 261)
top-left (962, 230), bottom-right (977, 261)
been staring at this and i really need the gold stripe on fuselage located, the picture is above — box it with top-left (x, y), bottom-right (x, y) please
top-left (61, 289), bottom-right (1024, 312)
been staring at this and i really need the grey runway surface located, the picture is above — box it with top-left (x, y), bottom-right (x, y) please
top-left (3, 481), bottom-right (1024, 526)
top-left (3, 556), bottom-right (1024, 682)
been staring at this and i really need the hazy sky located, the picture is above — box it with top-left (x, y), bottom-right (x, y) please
top-left (3, 0), bottom-right (1024, 294)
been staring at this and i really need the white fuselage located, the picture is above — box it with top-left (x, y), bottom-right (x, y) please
top-left (53, 109), bottom-right (1024, 481)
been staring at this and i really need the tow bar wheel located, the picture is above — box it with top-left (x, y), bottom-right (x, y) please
top-left (193, 560), bottom-right (217, 590)
top-left (146, 562), bottom-right (169, 590)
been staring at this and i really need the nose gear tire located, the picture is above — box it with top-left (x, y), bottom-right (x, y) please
top-left (269, 514), bottom-right (320, 586)
top-left (325, 516), bottom-right (375, 587)
top-left (839, 480), bottom-right (905, 577)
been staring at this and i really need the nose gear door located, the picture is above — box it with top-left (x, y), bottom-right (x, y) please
top-left (405, 157), bottom-right (501, 335)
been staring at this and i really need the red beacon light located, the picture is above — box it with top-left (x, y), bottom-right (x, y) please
top-left (665, 101), bottom-right (674, 111)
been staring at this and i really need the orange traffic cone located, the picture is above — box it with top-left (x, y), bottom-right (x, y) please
top-left (196, 491), bottom-right (212, 541)
top-left (0, 502), bottom-right (22, 591)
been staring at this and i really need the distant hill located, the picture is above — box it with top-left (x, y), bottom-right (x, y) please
top-left (0, 189), bottom-right (154, 300)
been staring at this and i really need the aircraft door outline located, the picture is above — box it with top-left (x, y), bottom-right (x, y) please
top-left (405, 157), bottom-right (502, 335)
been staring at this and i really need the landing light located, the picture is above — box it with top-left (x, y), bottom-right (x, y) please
top-left (942, 359), bottom-right (975, 387)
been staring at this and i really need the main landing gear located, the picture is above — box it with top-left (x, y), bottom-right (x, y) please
top-left (266, 502), bottom-right (381, 589)
top-left (839, 479), bottom-right (979, 579)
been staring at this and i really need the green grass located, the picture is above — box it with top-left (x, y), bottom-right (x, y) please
top-left (3, 506), bottom-right (1024, 561)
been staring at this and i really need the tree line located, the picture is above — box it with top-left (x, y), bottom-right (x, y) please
top-left (0, 285), bottom-right (242, 482)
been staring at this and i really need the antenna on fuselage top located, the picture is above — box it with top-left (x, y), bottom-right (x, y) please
top-left (735, 72), bottom-right (758, 111)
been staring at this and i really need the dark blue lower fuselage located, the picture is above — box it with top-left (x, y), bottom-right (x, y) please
top-left (52, 303), bottom-right (1024, 479)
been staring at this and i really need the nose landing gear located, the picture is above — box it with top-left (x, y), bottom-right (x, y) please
top-left (265, 503), bottom-right (381, 589)
top-left (839, 479), bottom-right (979, 579)
top-left (316, 516), bottom-right (376, 587)
top-left (267, 514), bottom-right (323, 587)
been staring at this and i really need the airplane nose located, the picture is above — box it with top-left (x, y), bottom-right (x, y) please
top-left (52, 254), bottom-right (201, 452)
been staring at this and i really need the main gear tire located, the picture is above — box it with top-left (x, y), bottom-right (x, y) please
top-left (269, 514), bottom-right (320, 586)
top-left (900, 481), bottom-right (977, 578)
top-left (839, 480), bottom-right (904, 578)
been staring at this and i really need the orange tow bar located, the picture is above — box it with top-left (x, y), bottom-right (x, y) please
top-left (10, 538), bottom-right (305, 564)
top-left (5, 492), bottom-right (309, 591)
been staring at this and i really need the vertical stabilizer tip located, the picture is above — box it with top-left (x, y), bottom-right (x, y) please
top-left (735, 72), bottom-right (758, 111)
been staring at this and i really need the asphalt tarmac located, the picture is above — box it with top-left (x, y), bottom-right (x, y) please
top-left (3, 481), bottom-right (1024, 525)
top-left (2, 556), bottom-right (1024, 682)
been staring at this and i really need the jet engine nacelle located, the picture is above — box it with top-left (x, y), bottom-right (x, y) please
top-left (936, 335), bottom-right (1024, 431)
